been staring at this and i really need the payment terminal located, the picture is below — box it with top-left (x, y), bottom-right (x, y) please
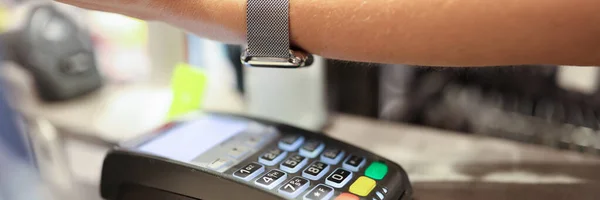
top-left (100, 113), bottom-right (412, 200)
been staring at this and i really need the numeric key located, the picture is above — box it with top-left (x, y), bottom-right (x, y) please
top-left (303, 184), bottom-right (334, 200)
top-left (320, 147), bottom-right (345, 165)
top-left (299, 140), bottom-right (325, 158)
top-left (278, 177), bottom-right (310, 198)
top-left (326, 168), bottom-right (353, 188)
top-left (233, 162), bottom-right (265, 181)
top-left (280, 155), bottom-right (308, 173)
top-left (343, 155), bottom-right (366, 172)
top-left (302, 161), bottom-right (330, 180)
top-left (279, 135), bottom-right (305, 151)
top-left (255, 169), bottom-right (288, 189)
top-left (259, 148), bottom-right (288, 166)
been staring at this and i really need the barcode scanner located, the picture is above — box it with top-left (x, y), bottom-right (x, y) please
top-left (0, 3), bottom-right (102, 101)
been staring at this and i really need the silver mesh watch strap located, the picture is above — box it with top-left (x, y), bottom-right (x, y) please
top-left (242, 0), bottom-right (312, 68)
top-left (246, 0), bottom-right (290, 58)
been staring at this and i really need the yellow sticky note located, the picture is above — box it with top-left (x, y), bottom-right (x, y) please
top-left (167, 63), bottom-right (208, 120)
top-left (0, 6), bottom-right (9, 31)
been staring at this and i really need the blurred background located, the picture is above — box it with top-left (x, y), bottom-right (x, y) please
top-left (1, 1), bottom-right (600, 200)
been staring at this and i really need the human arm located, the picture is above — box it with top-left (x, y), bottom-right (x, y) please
top-left (57, 0), bottom-right (600, 66)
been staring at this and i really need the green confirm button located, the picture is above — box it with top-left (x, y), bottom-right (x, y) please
top-left (365, 162), bottom-right (388, 180)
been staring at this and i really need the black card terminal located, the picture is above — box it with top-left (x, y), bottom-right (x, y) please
top-left (100, 113), bottom-right (412, 200)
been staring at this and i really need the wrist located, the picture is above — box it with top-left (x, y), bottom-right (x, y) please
top-left (160, 0), bottom-right (247, 44)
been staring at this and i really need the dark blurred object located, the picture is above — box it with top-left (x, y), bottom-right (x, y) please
top-left (326, 60), bottom-right (381, 117)
top-left (378, 65), bottom-right (600, 156)
top-left (1, 3), bottom-right (102, 101)
top-left (378, 64), bottom-right (417, 122)
top-left (225, 44), bottom-right (244, 94)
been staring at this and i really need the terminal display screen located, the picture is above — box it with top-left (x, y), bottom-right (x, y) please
top-left (137, 116), bottom-right (249, 163)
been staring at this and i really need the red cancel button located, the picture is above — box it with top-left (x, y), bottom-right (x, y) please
top-left (335, 193), bottom-right (359, 200)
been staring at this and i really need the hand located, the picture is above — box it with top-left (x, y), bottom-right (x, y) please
top-left (56, 0), bottom-right (247, 44)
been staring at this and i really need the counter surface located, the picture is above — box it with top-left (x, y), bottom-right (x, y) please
top-left (327, 115), bottom-right (600, 200)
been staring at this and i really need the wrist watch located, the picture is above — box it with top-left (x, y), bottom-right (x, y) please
top-left (241, 0), bottom-right (313, 68)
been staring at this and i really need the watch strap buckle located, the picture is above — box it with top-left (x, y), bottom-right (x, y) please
top-left (241, 49), bottom-right (313, 68)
